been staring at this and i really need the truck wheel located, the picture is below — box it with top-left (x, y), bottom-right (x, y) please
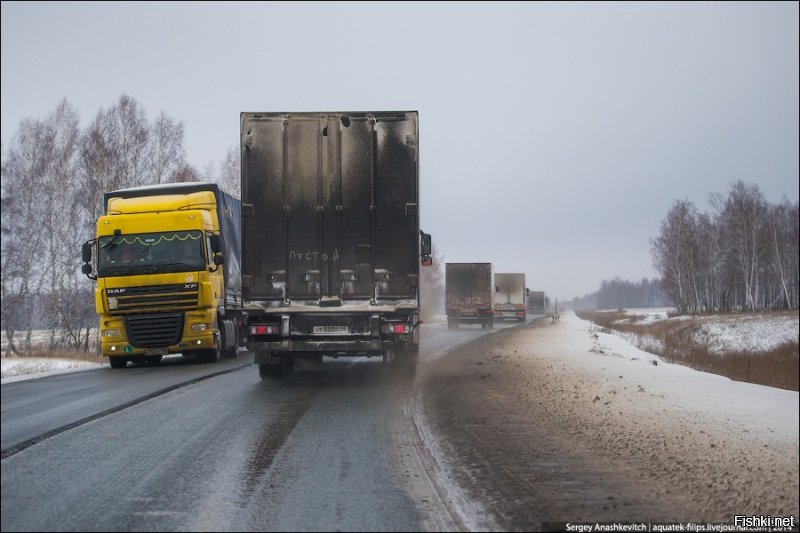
top-left (109, 357), bottom-right (127, 369)
top-left (385, 350), bottom-right (416, 376)
top-left (202, 341), bottom-right (222, 364)
top-left (221, 318), bottom-right (238, 359)
top-left (397, 350), bottom-right (417, 377)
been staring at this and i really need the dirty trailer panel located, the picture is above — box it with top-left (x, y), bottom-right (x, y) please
top-left (445, 263), bottom-right (495, 329)
top-left (241, 112), bottom-right (423, 379)
top-left (241, 112), bottom-right (418, 301)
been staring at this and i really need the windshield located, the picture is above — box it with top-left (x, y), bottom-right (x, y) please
top-left (97, 230), bottom-right (206, 277)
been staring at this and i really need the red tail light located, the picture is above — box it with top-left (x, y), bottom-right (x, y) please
top-left (250, 324), bottom-right (279, 335)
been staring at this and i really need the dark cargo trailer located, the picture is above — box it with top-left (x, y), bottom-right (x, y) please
top-left (240, 111), bottom-right (432, 379)
top-left (445, 263), bottom-right (495, 329)
top-left (527, 291), bottom-right (546, 314)
top-left (494, 273), bottom-right (527, 322)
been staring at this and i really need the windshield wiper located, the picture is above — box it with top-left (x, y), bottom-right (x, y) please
top-left (100, 265), bottom-right (135, 275)
top-left (157, 262), bottom-right (201, 272)
top-left (101, 229), bottom-right (123, 250)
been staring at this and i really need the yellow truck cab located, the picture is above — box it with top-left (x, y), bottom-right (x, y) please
top-left (81, 183), bottom-right (242, 368)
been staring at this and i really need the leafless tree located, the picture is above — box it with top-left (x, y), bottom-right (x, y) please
top-left (652, 181), bottom-right (796, 314)
top-left (215, 146), bottom-right (240, 197)
top-left (1, 100), bottom-right (81, 352)
top-left (765, 198), bottom-right (799, 309)
top-left (150, 111), bottom-right (185, 184)
top-left (169, 163), bottom-right (202, 183)
top-left (716, 181), bottom-right (767, 311)
top-left (651, 199), bottom-right (698, 314)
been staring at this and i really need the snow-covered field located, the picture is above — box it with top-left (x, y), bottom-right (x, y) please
top-left (604, 308), bottom-right (799, 354)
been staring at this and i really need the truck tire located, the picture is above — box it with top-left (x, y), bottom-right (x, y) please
top-left (487, 318), bottom-right (495, 330)
top-left (385, 349), bottom-right (416, 377)
top-left (221, 318), bottom-right (238, 359)
top-left (109, 357), bottom-right (127, 369)
top-left (201, 340), bottom-right (222, 364)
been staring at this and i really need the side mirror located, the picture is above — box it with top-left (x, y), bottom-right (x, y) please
top-left (81, 241), bottom-right (93, 263)
top-left (421, 256), bottom-right (432, 267)
top-left (209, 253), bottom-right (225, 273)
top-left (526, 288), bottom-right (530, 295)
top-left (420, 231), bottom-right (432, 256)
top-left (210, 234), bottom-right (222, 254)
top-left (82, 263), bottom-right (93, 275)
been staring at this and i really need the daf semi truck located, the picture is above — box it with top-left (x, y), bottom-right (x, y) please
top-left (240, 111), bottom-right (432, 380)
top-left (494, 273), bottom-right (527, 322)
top-left (445, 263), bottom-right (495, 329)
top-left (81, 182), bottom-right (243, 368)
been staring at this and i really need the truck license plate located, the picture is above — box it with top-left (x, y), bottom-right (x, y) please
top-left (144, 348), bottom-right (168, 356)
top-left (313, 325), bottom-right (350, 335)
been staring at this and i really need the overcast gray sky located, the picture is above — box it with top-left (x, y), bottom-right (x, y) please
top-left (2, 1), bottom-right (798, 302)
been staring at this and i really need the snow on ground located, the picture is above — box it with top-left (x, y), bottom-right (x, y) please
top-left (516, 311), bottom-right (797, 516)
top-left (605, 308), bottom-right (798, 354)
top-left (421, 309), bottom-right (799, 522)
top-left (564, 311), bottom-right (798, 433)
top-left (1, 357), bottom-right (103, 383)
top-left (614, 307), bottom-right (675, 324)
top-left (692, 313), bottom-right (799, 354)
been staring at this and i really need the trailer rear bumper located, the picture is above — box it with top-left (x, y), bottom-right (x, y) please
top-left (251, 339), bottom-right (417, 363)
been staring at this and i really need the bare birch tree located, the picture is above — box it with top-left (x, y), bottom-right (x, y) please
top-left (150, 111), bottom-right (185, 184)
top-left (717, 181), bottom-right (767, 311)
top-left (651, 199), bottom-right (698, 314)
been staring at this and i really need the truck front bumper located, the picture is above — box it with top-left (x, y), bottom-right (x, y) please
top-left (101, 330), bottom-right (216, 358)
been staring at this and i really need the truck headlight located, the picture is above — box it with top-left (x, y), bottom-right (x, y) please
top-left (103, 329), bottom-right (120, 337)
top-left (191, 323), bottom-right (210, 332)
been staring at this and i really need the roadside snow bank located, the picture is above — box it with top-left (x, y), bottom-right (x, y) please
top-left (1, 357), bottom-right (103, 382)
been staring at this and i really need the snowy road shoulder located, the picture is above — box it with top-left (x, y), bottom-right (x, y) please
top-left (418, 310), bottom-right (799, 527)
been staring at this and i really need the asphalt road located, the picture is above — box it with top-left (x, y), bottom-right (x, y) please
top-left (1, 318), bottom-right (531, 531)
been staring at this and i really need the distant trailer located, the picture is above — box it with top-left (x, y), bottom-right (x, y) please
top-left (446, 263), bottom-right (495, 329)
top-left (494, 273), bottom-right (526, 322)
top-left (527, 291), bottom-right (546, 314)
